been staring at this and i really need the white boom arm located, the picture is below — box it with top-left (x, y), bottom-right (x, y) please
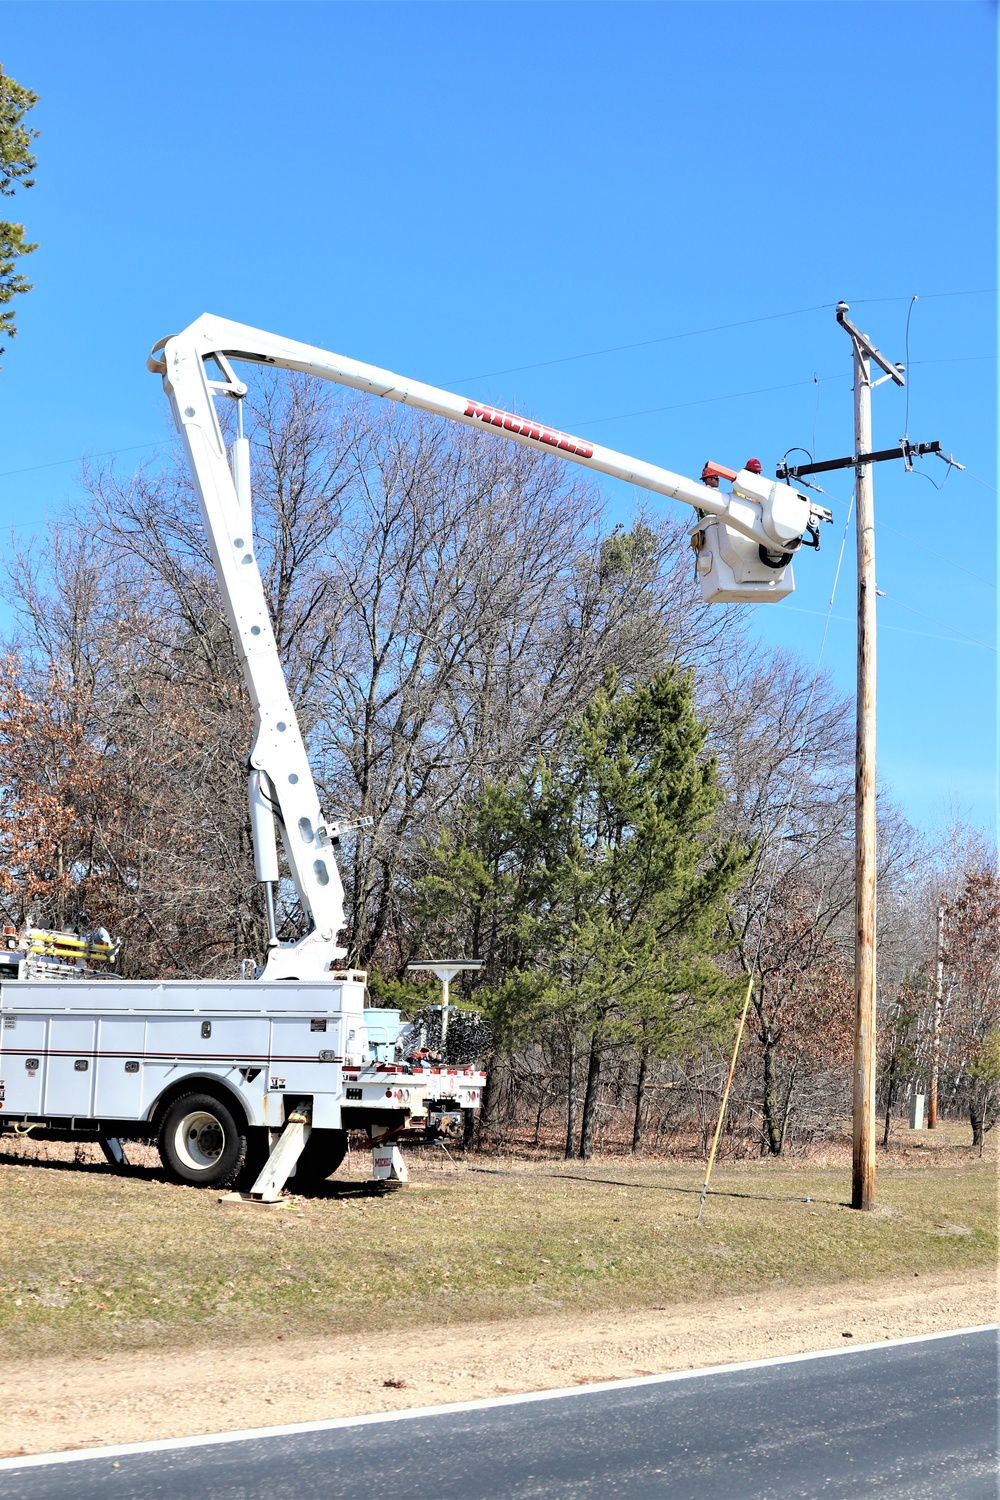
top-left (150, 314), bottom-right (828, 980)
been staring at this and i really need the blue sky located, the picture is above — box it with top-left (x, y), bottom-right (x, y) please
top-left (0, 1), bottom-right (995, 839)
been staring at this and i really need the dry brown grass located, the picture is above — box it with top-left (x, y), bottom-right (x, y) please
top-left (0, 1123), bottom-right (995, 1363)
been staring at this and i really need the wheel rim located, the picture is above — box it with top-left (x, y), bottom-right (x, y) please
top-left (173, 1109), bottom-right (226, 1171)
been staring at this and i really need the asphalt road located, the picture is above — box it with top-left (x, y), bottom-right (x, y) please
top-left (3, 1328), bottom-right (996, 1500)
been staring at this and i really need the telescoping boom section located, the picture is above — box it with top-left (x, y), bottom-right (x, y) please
top-left (149, 316), bottom-right (829, 981)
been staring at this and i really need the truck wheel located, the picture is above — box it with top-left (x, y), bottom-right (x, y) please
top-left (292, 1128), bottom-right (349, 1187)
top-left (158, 1093), bottom-right (247, 1188)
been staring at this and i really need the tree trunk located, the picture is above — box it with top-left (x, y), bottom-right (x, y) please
top-left (777, 1061), bottom-right (797, 1153)
top-left (632, 1054), bottom-right (648, 1154)
top-left (970, 1097), bottom-right (984, 1152)
top-left (882, 1050), bottom-right (897, 1148)
top-left (579, 1033), bottom-right (603, 1160)
top-left (613, 1056), bottom-right (629, 1109)
top-left (533, 1095), bottom-right (545, 1147)
top-left (761, 1030), bottom-right (783, 1156)
top-left (476, 1054), bottom-right (501, 1149)
top-left (565, 1045), bottom-right (577, 1159)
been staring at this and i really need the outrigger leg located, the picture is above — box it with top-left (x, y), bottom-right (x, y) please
top-left (220, 1101), bottom-right (312, 1205)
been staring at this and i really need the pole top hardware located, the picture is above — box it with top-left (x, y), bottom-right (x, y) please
top-left (777, 439), bottom-right (941, 481)
top-left (836, 302), bottom-right (905, 387)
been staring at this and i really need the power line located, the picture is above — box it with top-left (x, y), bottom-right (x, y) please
top-left (878, 522), bottom-right (995, 589)
top-left (0, 439), bottom-right (166, 481)
top-left (814, 470), bottom-right (995, 599)
top-left (448, 288), bottom-right (996, 387)
top-left (568, 373), bottom-right (850, 431)
top-left (781, 602), bottom-right (996, 653)
top-left (902, 295), bottom-right (918, 439)
top-left (446, 302), bottom-right (834, 386)
top-left (877, 591), bottom-right (996, 652)
top-left (565, 355), bottom-right (986, 433)
top-left (849, 288), bottom-right (997, 305)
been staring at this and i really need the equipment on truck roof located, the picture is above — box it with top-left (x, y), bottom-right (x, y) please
top-left (0, 924), bottom-right (120, 982)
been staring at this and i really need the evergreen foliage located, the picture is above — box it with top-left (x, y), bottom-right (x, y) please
top-left (419, 668), bottom-right (749, 1153)
top-left (0, 63), bottom-right (39, 359)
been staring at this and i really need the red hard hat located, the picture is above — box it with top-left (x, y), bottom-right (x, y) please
top-left (745, 457), bottom-right (763, 474)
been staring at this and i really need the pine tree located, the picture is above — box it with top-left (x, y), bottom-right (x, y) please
top-left (420, 668), bottom-right (748, 1156)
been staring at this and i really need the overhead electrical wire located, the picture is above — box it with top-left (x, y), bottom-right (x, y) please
top-left (0, 438), bottom-right (167, 482)
top-left (878, 523), bottom-right (995, 589)
top-left (877, 592), bottom-right (996, 652)
top-left (780, 604), bottom-right (996, 653)
top-left (898, 298), bottom-right (956, 492)
top-left (0, 294), bottom-right (991, 651)
top-left (849, 288), bottom-right (996, 305)
top-left (780, 469), bottom-right (994, 592)
top-left (448, 286), bottom-right (995, 386)
top-left (556, 356), bottom-right (987, 436)
top-left (0, 354), bottom-right (988, 487)
top-left (567, 373), bottom-right (849, 431)
top-left (0, 372), bottom-right (851, 482)
top-left (447, 302), bottom-right (834, 385)
top-left (903, 295), bottom-right (918, 440)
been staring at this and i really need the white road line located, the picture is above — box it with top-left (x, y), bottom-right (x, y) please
top-left (1, 1323), bottom-right (995, 1473)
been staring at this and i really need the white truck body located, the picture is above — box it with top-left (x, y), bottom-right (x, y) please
top-left (1, 977), bottom-right (362, 1131)
top-left (0, 976), bottom-right (484, 1145)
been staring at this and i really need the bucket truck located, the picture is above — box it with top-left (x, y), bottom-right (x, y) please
top-left (0, 316), bottom-right (827, 1197)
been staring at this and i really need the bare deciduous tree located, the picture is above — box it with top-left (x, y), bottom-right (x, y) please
top-left (5, 376), bottom-right (733, 974)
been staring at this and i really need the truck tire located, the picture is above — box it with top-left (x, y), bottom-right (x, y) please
top-left (292, 1128), bottom-right (349, 1187)
top-left (158, 1092), bottom-right (248, 1189)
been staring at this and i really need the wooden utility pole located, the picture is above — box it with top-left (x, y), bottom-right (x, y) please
top-left (852, 331), bottom-right (878, 1210)
top-left (836, 303), bottom-right (904, 1212)
top-left (929, 903), bottom-right (945, 1128)
top-left (782, 312), bottom-right (941, 1208)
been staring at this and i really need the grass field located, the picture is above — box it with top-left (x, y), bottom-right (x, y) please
top-left (0, 1125), bottom-right (995, 1363)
